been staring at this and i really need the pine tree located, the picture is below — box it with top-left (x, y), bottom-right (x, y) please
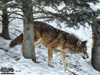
top-left (0, 0), bottom-right (11, 40)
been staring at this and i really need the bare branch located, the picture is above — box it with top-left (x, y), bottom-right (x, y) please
top-left (9, 17), bottom-right (23, 23)
top-left (8, 11), bottom-right (22, 13)
top-left (8, 12), bottom-right (23, 17)
top-left (9, 18), bottom-right (16, 23)
top-left (9, 17), bottom-right (23, 19)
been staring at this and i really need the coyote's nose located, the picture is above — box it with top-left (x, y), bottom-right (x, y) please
top-left (82, 56), bottom-right (86, 59)
top-left (87, 56), bottom-right (89, 58)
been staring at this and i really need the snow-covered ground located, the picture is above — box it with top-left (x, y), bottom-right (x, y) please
top-left (0, 17), bottom-right (100, 75)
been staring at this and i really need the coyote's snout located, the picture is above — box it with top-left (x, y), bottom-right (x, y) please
top-left (9, 21), bottom-right (89, 72)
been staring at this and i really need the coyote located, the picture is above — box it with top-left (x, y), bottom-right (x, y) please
top-left (9, 21), bottom-right (89, 71)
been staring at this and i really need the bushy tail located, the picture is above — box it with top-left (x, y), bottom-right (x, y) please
top-left (9, 33), bottom-right (23, 47)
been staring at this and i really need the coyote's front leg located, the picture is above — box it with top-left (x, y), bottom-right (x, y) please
top-left (60, 52), bottom-right (71, 71)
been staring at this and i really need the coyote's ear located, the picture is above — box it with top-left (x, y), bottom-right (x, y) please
top-left (77, 40), bottom-right (82, 46)
top-left (82, 40), bottom-right (87, 44)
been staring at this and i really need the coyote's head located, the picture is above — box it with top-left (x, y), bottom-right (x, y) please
top-left (76, 40), bottom-right (89, 59)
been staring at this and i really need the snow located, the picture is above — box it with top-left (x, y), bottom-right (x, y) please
top-left (88, 0), bottom-right (100, 11)
top-left (0, 2), bottom-right (100, 75)
top-left (6, 0), bottom-right (17, 5)
top-left (0, 17), bottom-right (100, 75)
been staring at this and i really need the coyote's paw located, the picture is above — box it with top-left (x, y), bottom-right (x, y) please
top-left (48, 64), bottom-right (54, 67)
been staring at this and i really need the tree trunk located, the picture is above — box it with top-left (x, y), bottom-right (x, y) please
top-left (21, 0), bottom-right (36, 62)
top-left (91, 21), bottom-right (100, 72)
top-left (0, 7), bottom-right (10, 40)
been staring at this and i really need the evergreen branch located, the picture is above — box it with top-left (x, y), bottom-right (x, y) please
top-left (34, 16), bottom-right (55, 20)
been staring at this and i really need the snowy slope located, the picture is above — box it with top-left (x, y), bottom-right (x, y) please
top-left (0, 18), bottom-right (100, 75)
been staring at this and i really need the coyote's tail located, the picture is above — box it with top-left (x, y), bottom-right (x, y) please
top-left (9, 33), bottom-right (23, 47)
